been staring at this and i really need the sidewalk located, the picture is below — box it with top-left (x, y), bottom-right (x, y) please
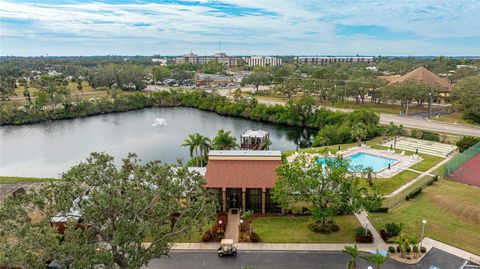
top-left (224, 209), bottom-right (240, 242)
top-left (354, 211), bottom-right (388, 250)
top-left (421, 237), bottom-right (480, 264)
top-left (171, 242), bottom-right (387, 252)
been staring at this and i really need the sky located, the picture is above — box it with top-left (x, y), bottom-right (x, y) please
top-left (0, 0), bottom-right (479, 56)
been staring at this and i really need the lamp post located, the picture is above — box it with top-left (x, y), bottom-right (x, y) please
top-left (368, 266), bottom-right (373, 269)
top-left (219, 220), bottom-right (223, 233)
top-left (428, 92), bottom-right (433, 118)
top-left (419, 220), bottom-right (427, 250)
top-left (239, 219), bottom-right (244, 235)
top-left (365, 220), bottom-right (369, 237)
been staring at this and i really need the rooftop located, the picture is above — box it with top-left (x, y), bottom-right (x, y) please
top-left (241, 129), bottom-right (269, 138)
top-left (208, 150), bottom-right (282, 157)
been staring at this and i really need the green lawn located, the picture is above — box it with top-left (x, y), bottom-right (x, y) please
top-left (253, 215), bottom-right (360, 243)
top-left (284, 137), bottom-right (384, 157)
top-left (370, 180), bottom-right (480, 255)
top-left (361, 170), bottom-right (420, 195)
top-left (0, 176), bottom-right (54, 184)
top-left (410, 154), bottom-right (444, 172)
top-left (325, 101), bottom-right (439, 115)
top-left (434, 112), bottom-right (479, 127)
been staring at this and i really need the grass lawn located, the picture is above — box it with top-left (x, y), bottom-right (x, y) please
top-left (410, 154), bottom-right (444, 172)
top-left (433, 112), bottom-right (479, 127)
top-left (370, 180), bottom-right (480, 255)
top-left (361, 170), bottom-right (420, 195)
top-left (253, 215), bottom-right (360, 243)
top-left (284, 137), bottom-right (384, 157)
top-left (0, 176), bottom-right (54, 184)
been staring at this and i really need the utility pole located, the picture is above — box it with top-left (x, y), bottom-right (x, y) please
top-left (428, 91), bottom-right (433, 118)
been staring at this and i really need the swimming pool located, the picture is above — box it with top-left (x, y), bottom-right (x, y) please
top-left (317, 152), bottom-right (396, 172)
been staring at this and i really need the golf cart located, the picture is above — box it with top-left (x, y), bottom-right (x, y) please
top-left (217, 239), bottom-right (237, 257)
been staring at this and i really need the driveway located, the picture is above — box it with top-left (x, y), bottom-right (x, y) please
top-left (144, 248), bottom-right (466, 269)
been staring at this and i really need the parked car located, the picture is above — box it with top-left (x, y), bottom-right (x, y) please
top-left (217, 239), bottom-right (237, 257)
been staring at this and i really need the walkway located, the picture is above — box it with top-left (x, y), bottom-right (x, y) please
top-left (384, 156), bottom-right (451, 198)
top-left (422, 237), bottom-right (480, 265)
top-left (224, 209), bottom-right (240, 242)
top-left (354, 211), bottom-right (389, 250)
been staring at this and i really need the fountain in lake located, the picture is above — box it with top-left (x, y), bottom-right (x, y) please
top-left (152, 118), bottom-right (168, 127)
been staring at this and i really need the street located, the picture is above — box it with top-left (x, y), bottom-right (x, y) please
top-left (144, 248), bottom-right (466, 269)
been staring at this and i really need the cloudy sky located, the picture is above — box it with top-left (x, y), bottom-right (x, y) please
top-left (1, 0), bottom-right (479, 56)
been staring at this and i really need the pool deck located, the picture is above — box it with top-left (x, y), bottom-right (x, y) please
top-left (288, 145), bottom-right (423, 178)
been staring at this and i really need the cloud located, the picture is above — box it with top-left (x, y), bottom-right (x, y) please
top-left (0, 0), bottom-right (479, 56)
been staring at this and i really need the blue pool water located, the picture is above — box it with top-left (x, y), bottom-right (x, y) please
top-left (317, 152), bottom-right (396, 172)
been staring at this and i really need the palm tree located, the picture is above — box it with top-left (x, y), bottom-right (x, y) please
top-left (351, 123), bottom-right (367, 146)
top-left (181, 133), bottom-right (201, 166)
top-left (364, 167), bottom-right (374, 186)
top-left (361, 250), bottom-right (389, 269)
top-left (212, 129), bottom-right (237, 150)
top-left (197, 134), bottom-right (211, 166)
top-left (343, 244), bottom-right (359, 269)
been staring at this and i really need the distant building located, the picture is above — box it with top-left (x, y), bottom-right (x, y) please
top-left (383, 66), bottom-right (453, 92)
top-left (175, 52), bottom-right (242, 67)
top-left (195, 73), bottom-right (233, 87)
top-left (204, 150), bottom-right (282, 213)
top-left (244, 56), bottom-right (283, 67)
top-left (152, 58), bottom-right (168, 65)
top-left (295, 56), bottom-right (374, 65)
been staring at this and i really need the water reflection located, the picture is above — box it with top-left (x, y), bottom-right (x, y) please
top-left (0, 107), bottom-right (314, 178)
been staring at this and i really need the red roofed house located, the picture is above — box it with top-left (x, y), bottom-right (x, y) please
top-left (204, 150), bottom-right (282, 213)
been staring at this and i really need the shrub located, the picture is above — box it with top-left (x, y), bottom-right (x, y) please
top-left (456, 136), bottom-right (480, 152)
top-left (396, 246), bottom-right (402, 253)
top-left (432, 175), bottom-right (439, 182)
top-left (250, 232), bottom-right (261, 242)
top-left (406, 246), bottom-right (411, 253)
top-left (388, 246), bottom-right (396, 253)
top-left (201, 231), bottom-right (212, 242)
top-left (413, 246), bottom-right (419, 253)
top-left (420, 246), bottom-right (427, 253)
top-left (354, 227), bottom-right (373, 243)
top-left (385, 222), bottom-right (403, 238)
top-left (421, 131), bottom-right (439, 141)
top-left (308, 221), bottom-right (339, 234)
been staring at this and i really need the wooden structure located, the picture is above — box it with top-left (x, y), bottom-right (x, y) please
top-left (240, 130), bottom-right (270, 150)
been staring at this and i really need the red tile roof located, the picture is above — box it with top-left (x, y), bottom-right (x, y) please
top-left (205, 159), bottom-right (281, 190)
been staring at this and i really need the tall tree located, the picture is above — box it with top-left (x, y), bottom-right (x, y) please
top-left (351, 122), bottom-right (367, 146)
top-left (273, 155), bottom-right (381, 231)
top-left (0, 152), bottom-right (215, 268)
top-left (451, 76), bottom-right (480, 124)
top-left (212, 129), bottom-right (237, 150)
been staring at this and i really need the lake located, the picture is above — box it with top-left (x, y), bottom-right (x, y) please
top-left (0, 107), bottom-right (313, 178)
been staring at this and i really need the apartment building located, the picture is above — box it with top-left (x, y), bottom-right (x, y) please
top-left (296, 56), bottom-right (374, 65)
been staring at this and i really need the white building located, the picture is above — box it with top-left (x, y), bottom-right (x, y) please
top-left (244, 56), bottom-right (283, 67)
top-left (295, 56), bottom-right (373, 65)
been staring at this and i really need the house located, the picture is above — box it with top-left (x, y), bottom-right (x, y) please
top-left (383, 66), bottom-right (453, 92)
top-left (204, 150), bottom-right (282, 213)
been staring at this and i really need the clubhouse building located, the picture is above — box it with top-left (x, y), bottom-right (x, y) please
top-left (204, 150), bottom-right (282, 213)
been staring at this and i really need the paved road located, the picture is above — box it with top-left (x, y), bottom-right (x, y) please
top-left (145, 248), bottom-right (466, 269)
top-left (215, 89), bottom-right (480, 137)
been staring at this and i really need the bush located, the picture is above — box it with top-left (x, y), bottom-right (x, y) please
top-left (421, 131), bottom-right (440, 141)
top-left (420, 246), bottom-right (427, 253)
top-left (308, 221), bottom-right (340, 234)
top-left (354, 227), bottom-right (374, 243)
top-left (250, 232), bottom-right (261, 242)
top-left (396, 246), bottom-right (402, 253)
top-left (432, 175), bottom-right (439, 182)
top-left (388, 246), bottom-right (396, 253)
top-left (413, 246), bottom-right (419, 253)
top-left (201, 231), bottom-right (212, 242)
top-left (406, 246), bottom-right (411, 253)
top-left (456, 136), bottom-right (480, 152)
top-left (385, 222), bottom-right (403, 238)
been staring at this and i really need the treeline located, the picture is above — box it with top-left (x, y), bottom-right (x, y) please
top-left (0, 90), bottom-right (383, 146)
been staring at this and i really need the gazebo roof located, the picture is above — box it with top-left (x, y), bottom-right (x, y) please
top-left (390, 66), bottom-right (453, 90)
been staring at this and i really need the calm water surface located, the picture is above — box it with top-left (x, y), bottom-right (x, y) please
top-left (0, 107), bottom-right (312, 178)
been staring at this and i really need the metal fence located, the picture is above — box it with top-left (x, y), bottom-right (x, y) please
top-left (444, 142), bottom-right (480, 178)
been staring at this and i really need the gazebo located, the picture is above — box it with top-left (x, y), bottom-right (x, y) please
top-left (240, 130), bottom-right (270, 150)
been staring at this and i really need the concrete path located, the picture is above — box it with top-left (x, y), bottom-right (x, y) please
top-left (354, 211), bottom-right (389, 249)
top-left (384, 156), bottom-right (451, 198)
top-left (224, 209), bottom-right (240, 242)
top-left (422, 237), bottom-right (480, 265)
